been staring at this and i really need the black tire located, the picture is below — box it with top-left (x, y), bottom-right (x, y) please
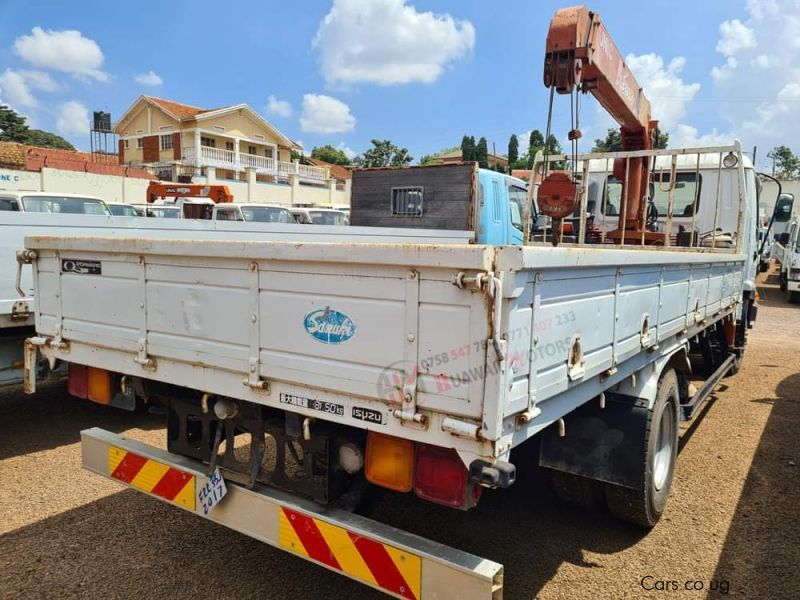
top-left (789, 291), bottom-right (800, 304)
top-left (551, 470), bottom-right (605, 510)
top-left (780, 272), bottom-right (787, 292)
top-left (605, 369), bottom-right (680, 528)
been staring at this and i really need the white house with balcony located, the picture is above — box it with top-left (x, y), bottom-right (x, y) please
top-left (113, 96), bottom-right (343, 205)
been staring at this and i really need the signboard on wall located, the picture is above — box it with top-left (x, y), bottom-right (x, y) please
top-left (0, 170), bottom-right (41, 191)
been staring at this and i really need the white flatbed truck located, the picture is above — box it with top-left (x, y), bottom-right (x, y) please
top-left (774, 217), bottom-right (800, 302)
top-left (21, 143), bottom-right (761, 598)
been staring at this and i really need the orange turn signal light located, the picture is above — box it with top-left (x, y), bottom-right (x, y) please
top-left (87, 367), bottom-right (112, 405)
top-left (365, 432), bottom-right (414, 492)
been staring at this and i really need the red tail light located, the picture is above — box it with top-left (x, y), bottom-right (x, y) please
top-left (413, 444), bottom-right (481, 509)
top-left (68, 363), bottom-right (88, 399)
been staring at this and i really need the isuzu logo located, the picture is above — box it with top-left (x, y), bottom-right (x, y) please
top-left (304, 307), bottom-right (356, 344)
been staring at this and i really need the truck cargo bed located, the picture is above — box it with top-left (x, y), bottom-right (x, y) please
top-left (26, 233), bottom-right (745, 463)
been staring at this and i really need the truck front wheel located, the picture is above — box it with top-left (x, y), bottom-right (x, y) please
top-left (605, 369), bottom-right (680, 528)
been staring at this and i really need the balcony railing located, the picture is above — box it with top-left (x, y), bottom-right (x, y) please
top-left (181, 146), bottom-right (326, 182)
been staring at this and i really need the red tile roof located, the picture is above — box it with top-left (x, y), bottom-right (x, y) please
top-left (307, 157), bottom-right (353, 180)
top-left (146, 96), bottom-right (220, 120)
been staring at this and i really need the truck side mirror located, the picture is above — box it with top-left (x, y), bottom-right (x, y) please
top-left (776, 232), bottom-right (790, 244)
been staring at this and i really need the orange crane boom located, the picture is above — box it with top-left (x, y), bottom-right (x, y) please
top-left (542, 5), bottom-right (659, 240)
top-left (146, 182), bottom-right (234, 205)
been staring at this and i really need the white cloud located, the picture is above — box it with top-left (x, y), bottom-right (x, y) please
top-left (716, 20), bottom-right (757, 56)
top-left (299, 94), bottom-right (356, 134)
top-left (337, 142), bottom-right (356, 159)
top-left (266, 94), bottom-right (292, 118)
top-left (710, 1), bottom-right (800, 155)
top-left (18, 70), bottom-right (61, 92)
top-left (134, 70), bottom-right (163, 87)
top-left (669, 124), bottom-right (735, 148)
top-left (56, 101), bottom-right (89, 137)
top-left (14, 27), bottom-right (108, 82)
top-left (0, 69), bottom-right (38, 108)
top-left (625, 53), bottom-right (700, 130)
top-left (313, 0), bottom-right (475, 85)
top-left (0, 69), bottom-right (62, 109)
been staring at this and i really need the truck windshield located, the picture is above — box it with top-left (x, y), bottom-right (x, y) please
top-left (147, 207), bottom-right (180, 218)
top-left (242, 206), bottom-right (294, 223)
top-left (507, 186), bottom-right (527, 231)
top-left (108, 204), bottom-right (140, 217)
top-left (308, 211), bottom-right (348, 225)
top-left (651, 172), bottom-right (701, 217)
top-left (22, 196), bottom-right (110, 215)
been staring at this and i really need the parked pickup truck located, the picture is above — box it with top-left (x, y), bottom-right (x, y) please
top-left (775, 217), bottom-right (800, 302)
top-left (22, 143), bottom-right (760, 598)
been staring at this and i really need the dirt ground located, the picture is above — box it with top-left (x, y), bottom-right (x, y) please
top-left (0, 268), bottom-right (797, 599)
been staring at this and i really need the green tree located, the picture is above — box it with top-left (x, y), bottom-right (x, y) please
top-left (545, 134), bottom-right (562, 154)
top-left (356, 139), bottom-right (413, 168)
top-left (529, 130), bottom-right (545, 151)
top-left (768, 145), bottom-right (800, 179)
top-left (0, 104), bottom-right (75, 150)
top-left (311, 144), bottom-right (351, 166)
top-left (461, 134), bottom-right (476, 162)
top-left (476, 137), bottom-right (489, 169)
top-left (592, 128), bottom-right (669, 152)
top-left (25, 129), bottom-right (75, 150)
top-left (507, 134), bottom-right (519, 167)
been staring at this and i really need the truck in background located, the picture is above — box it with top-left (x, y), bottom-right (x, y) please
top-left (350, 162), bottom-right (528, 245)
top-left (774, 217), bottom-right (800, 302)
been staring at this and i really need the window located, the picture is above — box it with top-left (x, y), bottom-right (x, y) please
top-left (136, 138), bottom-right (143, 149)
top-left (248, 145), bottom-right (257, 155)
top-left (160, 135), bottom-right (173, 151)
top-left (124, 139), bottom-right (130, 149)
top-left (201, 136), bottom-right (216, 148)
top-left (225, 141), bottom-right (234, 151)
top-left (21, 196), bottom-right (110, 215)
top-left (242, 206), bottom-right (294, 223)
top-left (491, 180), bottom-right (501, 221)
top-left (651, 171), bottom-right (701, 217)
top-left (507, 185), bottom-right (527, 231)
top-left (391, 187), bottom-right (424, 217)
top-left (0, 197), bottom-right (20, 211)
top-left (775, 194), bottom-right (794, 223)
top-left (602, 177), bottom-right (622, 216)
top-left (265, 147), bottom-right (274, 158)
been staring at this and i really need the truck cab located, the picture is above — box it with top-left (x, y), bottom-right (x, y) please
top-left (475, 170), bottom-right (527, 245)
top-left (776, 218), bottom-right (800, 302)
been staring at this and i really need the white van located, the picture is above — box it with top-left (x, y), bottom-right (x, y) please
top-left (290, 207), bottom-right (349, 225)
top-left (0, 191), bottom-right (111, 215)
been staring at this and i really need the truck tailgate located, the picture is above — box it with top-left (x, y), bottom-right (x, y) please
top-left (29, 236), bottom-right (495, 421)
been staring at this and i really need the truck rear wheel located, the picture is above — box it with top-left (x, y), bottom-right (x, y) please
top-left (605, 369), bottom-right (679, 528)
top-left (789, 290), bottom-right (800, 304)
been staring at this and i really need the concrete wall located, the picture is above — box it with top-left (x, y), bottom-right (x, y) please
top-left (0, 167), bottom-right (153, 203)
top-left (761, 179), bottom-right (800, 218)
top-left (201, 167), bottom-right (350, 206)
top-left (0, 166), bottom-right (350, 206)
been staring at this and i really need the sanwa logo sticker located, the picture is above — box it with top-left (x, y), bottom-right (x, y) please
top-left (304, 307), bottom-right (356, 344)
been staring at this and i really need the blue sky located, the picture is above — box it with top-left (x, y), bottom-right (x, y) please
top-left (0, 0), bottom-right (794, 171)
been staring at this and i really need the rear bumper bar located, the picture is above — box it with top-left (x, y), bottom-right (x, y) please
top-left (81, 428), bottom-right (503, 599)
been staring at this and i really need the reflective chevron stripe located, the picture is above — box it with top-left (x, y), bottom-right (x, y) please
top-left (109, 446), bottom-right (195, 510)
top-left (279, 507), bottom-right (421, 599)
